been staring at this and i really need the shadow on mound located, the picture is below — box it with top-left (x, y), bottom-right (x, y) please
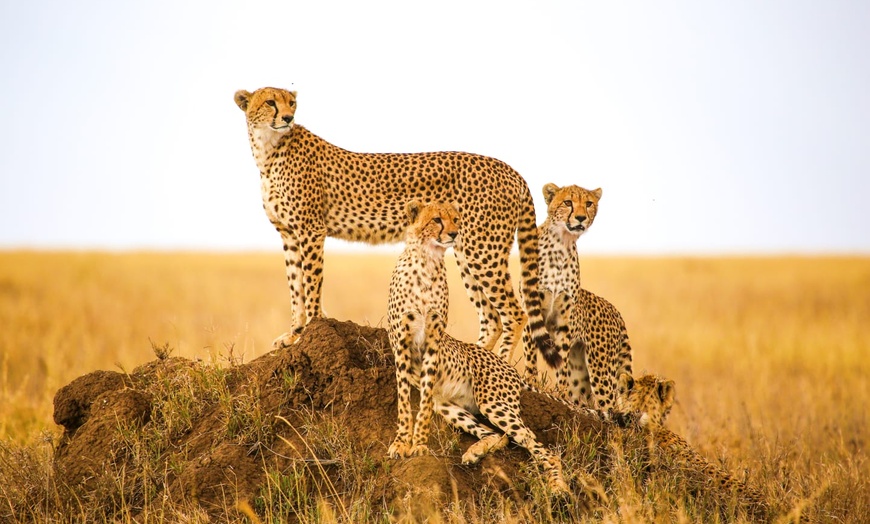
top-left (50, 318), bottom-right (768, 522)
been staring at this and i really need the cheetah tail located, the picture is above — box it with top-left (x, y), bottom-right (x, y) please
top-left (516, 185), bottom-right (561, 368)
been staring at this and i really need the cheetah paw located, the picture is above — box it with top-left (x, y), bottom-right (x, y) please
top-left (461, 434), bottom-right (509, 465)
top-left (272, 331), bottom-right (301, 349)
top-left (388, 439), bottom-right (412, 459)
top-left (407, 444), bottom-right (431, 457)
top-left (388, 440), bottom-right (431, 459)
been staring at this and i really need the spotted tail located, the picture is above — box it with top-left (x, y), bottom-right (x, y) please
top-left (516, 185), bottom-right (561, 367)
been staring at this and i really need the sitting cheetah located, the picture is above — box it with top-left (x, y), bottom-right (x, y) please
top-left (617, 372), bottom-right (769, 519)
top-left (387, 200), bottom-right (570, 492)
top-left (524, 183), bottom-right (632, 410)
top-left (234, 87), bottom-right (553, 361)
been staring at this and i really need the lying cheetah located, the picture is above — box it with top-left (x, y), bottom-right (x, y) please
top-left (387, 200), bottom-right (570, 492)
top-left (614, 373), bottom-right (675, 429)
top-left (617, 372), bottom-right (769, 519)
top-left (234, 87), bottom-right (553, 361)
top-left (524, 183), bottom-right (632, 410)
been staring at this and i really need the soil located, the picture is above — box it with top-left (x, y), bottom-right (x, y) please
top-left (49, 317), bottom-right (759, 521)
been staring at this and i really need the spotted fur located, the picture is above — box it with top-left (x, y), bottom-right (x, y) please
top-left (618, 373), bottom-right (769, 519)
top-left (234, 87), bottom-right (553, 360)
top-left (615, 373), bottom-right (675, 429)
top-left (386, 201), bottom-right (570, 493)
top-left (523, 184), bottom-right (632, 410)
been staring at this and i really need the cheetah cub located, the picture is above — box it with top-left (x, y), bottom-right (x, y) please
top-left (616, 373), bottom-right (769, 518)
top-left (525, 184), bottom-right (633, 411)
top-left (387, 200), bottom-right (570, 493)
top-left (615, 373), bottom-right (676, 429)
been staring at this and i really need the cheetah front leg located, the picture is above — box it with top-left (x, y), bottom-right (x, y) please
top-left (297, 229), bottom-right (326, 326)
top-left (409, 310), bottom-right (445, 455)
top-left (272, 229), bottom-right (307, 349)
top-left (388, 312), bottom-right (423, 459)
top-left (548, 292), bottom-right (581, 402)
top-left (559, 335), bottom-right (592, 406)
top-left (272, 229), bottom-right (326, 349)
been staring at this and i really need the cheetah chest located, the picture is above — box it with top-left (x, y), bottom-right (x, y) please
top-left (260, 175), bottom-right (281, 225)
top-left (408, 261), bottom-right (448, 346)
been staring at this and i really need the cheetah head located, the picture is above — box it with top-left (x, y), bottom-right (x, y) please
top-left (542, 183), bottom-right (602, 243)
top-left (234, 87), bottom-right (297, 134)
top-left (405, 200), bottom-right (461, 254)
top-left (615, 373), bottom-right (675, 429)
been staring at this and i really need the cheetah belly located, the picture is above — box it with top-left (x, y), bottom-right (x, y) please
top-left (435, 375), bottom-right (478, 414)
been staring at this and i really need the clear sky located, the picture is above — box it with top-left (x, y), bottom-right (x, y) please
top-left (1, 1), bottom-right (868, 254)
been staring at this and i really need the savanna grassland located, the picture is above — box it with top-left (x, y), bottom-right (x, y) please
top-left (1, 251), bottom-right (868, 522)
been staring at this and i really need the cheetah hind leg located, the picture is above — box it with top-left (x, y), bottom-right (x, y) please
top-left (479, 399), bottom-right (569, 493)
top-left (558, 336), bottom-right (591, 406)
top-left (453, 248), bottom-right (502, 352)
top-left (437, 403), bottom-right (507, 464)
top-left (508, 425), bottom-right (569, 493)
top-left (463, 434), bottom-right (509, 464)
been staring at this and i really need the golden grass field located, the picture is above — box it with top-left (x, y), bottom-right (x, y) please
top-left (1, 251), bottom-right (869, 521)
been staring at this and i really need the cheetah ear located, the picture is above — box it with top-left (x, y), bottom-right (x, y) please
top-left (450, 200), bottom-right (461, 217)
top-left (543, 183), bottom-right (560, 205)
top-left (618, 372), bottom-right (634, 394)
top-left (234, 90), bottom-right (252, 111)
top-left (405, 200), bottom-right (423, 224)
top-left (592, 187), bottom-right (603, 200)
top-left (657, 379), bottom-right (676, 408)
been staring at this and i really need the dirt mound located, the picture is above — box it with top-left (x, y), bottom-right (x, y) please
top-left (50, 318), bottom-right (766, 522)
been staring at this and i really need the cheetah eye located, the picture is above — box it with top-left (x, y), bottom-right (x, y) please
top-left (288, 100), bottom-right (296, 107)
top-left (586, 201), bottom-right (594, 208)
top-left (265, 100), bottom-right (277, 108)
top-left (562, 200), bottom-right (572, 207)
top-left (432, 217), bottom-right (443, 225)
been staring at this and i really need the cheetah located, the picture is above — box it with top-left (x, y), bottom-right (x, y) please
top-left (617, 372), bottom-right (770, 519)
top-left (234, 87), bottom-right (553, 361)
top-left (614, 373), bottom-right (676, 429)
top-left (523, 183), bottom-right (632, 410)
top-left (386, 200), bottom-right (571, 493)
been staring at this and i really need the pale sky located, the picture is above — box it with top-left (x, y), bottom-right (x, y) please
top-left (1, 1), bottom-right (868, 254)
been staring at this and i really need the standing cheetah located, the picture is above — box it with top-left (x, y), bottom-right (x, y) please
top-left (524, 183), bottom-right (633, 410)
top-left (387, 200), bottom-right (570, 493)
top-left (234, 87), bottom-right (554, 361)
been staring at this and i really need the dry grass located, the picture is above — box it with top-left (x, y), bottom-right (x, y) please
top-left (1, 251), bottom-right (868, 521)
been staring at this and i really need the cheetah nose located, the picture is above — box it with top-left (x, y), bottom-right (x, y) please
top-left (448, 231), bottom-right (458, 240)
top-left (575, 215), bottom-right (587, 223)
top-left (282, 115), bottom-right (294, 124)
